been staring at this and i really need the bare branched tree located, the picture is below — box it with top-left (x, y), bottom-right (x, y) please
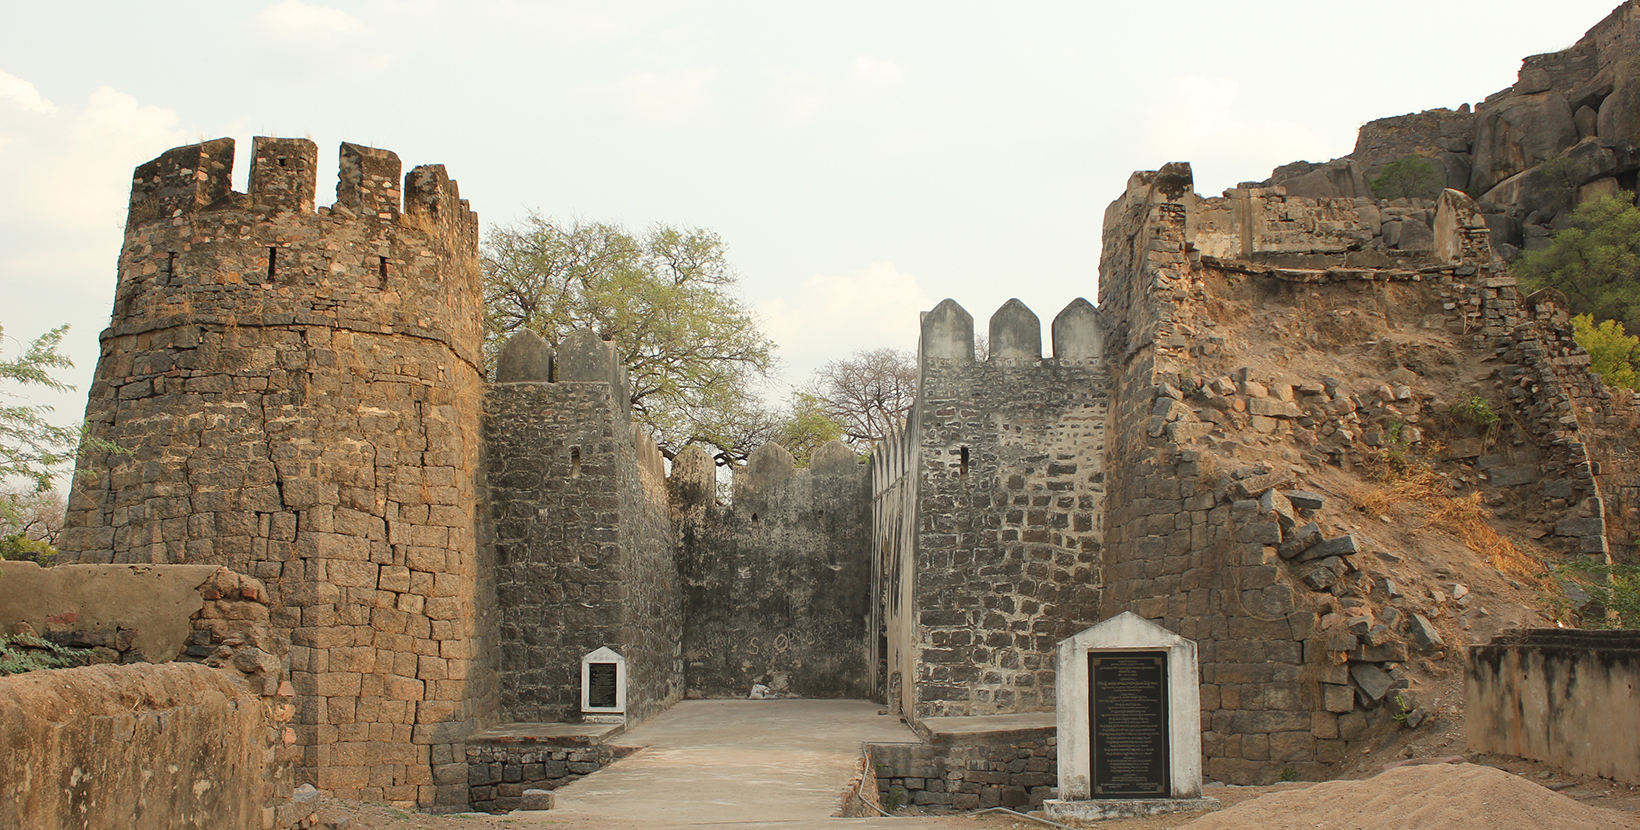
top-left (807, 347), bottom-right (917, 450)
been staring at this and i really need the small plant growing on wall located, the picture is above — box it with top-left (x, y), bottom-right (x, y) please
top-left (0, 633), bottom-right (91, 675)
top-left (1453, 395), bottom-right (1499, 428)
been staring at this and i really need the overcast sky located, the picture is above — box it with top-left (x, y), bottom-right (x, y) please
top-left (0, 0), bottom-right (1623, 459)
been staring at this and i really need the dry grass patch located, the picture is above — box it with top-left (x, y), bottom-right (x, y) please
top-left (1348, 461), bottom-right (1547, 584)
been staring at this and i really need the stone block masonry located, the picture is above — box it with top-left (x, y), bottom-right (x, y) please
top-left (57, 137), bottom-right (487, 810)
top-left (482, 330), bottom-right (683, 726)
top-left (464, 724), bottom-right (631, 813)
top-left (880, 296), bottom-right (1110, 720)
top-left (865, 719), bottom-right (1058, 811)
top-left (673, 441), bottom-right (874, 699)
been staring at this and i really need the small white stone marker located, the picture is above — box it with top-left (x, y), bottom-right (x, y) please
top-left (581, 646), bottom-right (627, 724)
top-left (1045, 612), bottom-right (1220, 821)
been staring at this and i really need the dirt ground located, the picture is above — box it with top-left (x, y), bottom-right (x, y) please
top-left (302, 751), bottom-right (1640, 830)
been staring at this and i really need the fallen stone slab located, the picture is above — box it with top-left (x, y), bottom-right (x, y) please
top-left (1350, 662), bottom-right (1394, 702)
top-left (1279, 522), bottom-right (1323, 559)
top-left (1409, 614), bottom-right (1444, 651)
top-left (1297, 533), bottom-right (1360, 562)
top-left (1285, 490), bottom-right (1325, 511)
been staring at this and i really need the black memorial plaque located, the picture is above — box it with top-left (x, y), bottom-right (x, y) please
top-left (1090, 651), bottom-right (1169, 798)
top-left (587, 662), bottom-right (619, 709)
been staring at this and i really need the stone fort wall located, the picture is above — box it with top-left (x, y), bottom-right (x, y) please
top-left (58, 137), bottom-right (489, 809)
top-left (51, 135), bottom-right (1640, 811)
top-left (878, 297), bottom-right (1109, 720)
top-left (481, 329), bottom-right (682, 725)
top-left (673, 440), bottom-right (875, 700)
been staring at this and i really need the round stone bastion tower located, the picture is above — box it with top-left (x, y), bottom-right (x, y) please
top-left (58, 136), bottom-right (489, 808)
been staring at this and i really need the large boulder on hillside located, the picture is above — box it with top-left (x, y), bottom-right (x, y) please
top-left (1272, 158), bottom-right (1372, 199)
top-left (1436, 152), bottom-right (1472, 191)
top-left (1469, 91), bottom-right (1579, 194)
top-left (1597, 60), bottom-right (1640, 143)
top-left (1482, 138), bottom-right (1640, 219)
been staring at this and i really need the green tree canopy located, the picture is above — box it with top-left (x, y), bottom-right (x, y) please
top-left (1, 324), bottom-right (78, 527)
top-left (1369, 156), bottom-right (1445, 201)
top-left (482, 216), bottom-right (778, 461)
top-left (1573, 313), bottom-right (1640, 391)
top-left (1514, 193), bottom-right (1640, 333)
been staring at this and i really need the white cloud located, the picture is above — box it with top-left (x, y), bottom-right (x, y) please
top-left (257, 0), bottom-right (369, 40)
top-left (1142, 75), bottom-right (1352, 194)
top-left (759, 262), bottom-right (932, 385)
top-left (851, 56), bottom-right (903, 85)
top-left (616, 68), bottom-right (715, 124)
top-left (0, 70), bottom-right (56, 114)
top-left (1, 84), bottom-right (192, 230)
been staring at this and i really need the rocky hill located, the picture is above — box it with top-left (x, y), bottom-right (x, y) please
top-left (1258, 0), bottom-right (1640, 262)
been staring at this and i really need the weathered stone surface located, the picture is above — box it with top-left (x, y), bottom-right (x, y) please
top-left (1051, 298), bottom-right (1104, 362)
top-left (0, 663), bottom-right (283, 829)
top-left (989, 298), bottom-right (1042, 361)
top-left (1270, 159), bottom-right (1371, 200)
top-left (1470, 92), bottom-right (1578, 194)
top-left (1598, 61), bottom-right (1640, 144)
top-left (1349, 663), bottom-right (1394, 702)
top-left (1409, 614), bottom-right (1445, 651)
top-left (1279, 522), bottom-right (1323, 560)
top-left (1301, 558), bottom-right (1344, 591)
top-left (1297, 534), bottom-right (1360, 562)
top-left (556, 328), bottom-right (618, 383)
top-left (1284, 491), bottom-right (1324, 511)
top-left (494, 329), bottom-right (554, 383)
top-left (923, 299), bottom-right (975, 362)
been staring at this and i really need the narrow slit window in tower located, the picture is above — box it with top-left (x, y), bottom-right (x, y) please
top-left (267, 247), bottom-right (277, 280)
top-left (570, 447), bottom-right (582, 478)
top-left (959, 446), bottom-right (970, 476)
top-left (378, 257), bottom-right (389, 289)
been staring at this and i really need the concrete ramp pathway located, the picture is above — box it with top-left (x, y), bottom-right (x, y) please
top-left (512, 699), bottom-right (965, 830)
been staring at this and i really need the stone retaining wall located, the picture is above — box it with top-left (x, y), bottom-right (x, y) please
top-left (465, 729), bottom-right (629, 813)
top-left (865, 724), bottom-right (1057, 811)
top-left (0, 563), bottom-right (297, 829)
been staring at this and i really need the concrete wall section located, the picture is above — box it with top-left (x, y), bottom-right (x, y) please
top-left (1468, 629), bottom-right (1640, 783)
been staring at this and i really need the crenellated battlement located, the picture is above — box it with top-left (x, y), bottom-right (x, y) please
top-left (248, 137), bottom-right (319, 214)
top-left (126, 138), bottom-right (235, 225)
top-left (490, 328), bottom-right (633, 413)
top-left (336, 142), bottom-right (402, 220)
top-left (918, 297), bottom-right (1107, 370)
top-left (122, 137), bottom-right (479, 248)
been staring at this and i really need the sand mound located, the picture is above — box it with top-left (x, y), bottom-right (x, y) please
top-left (1184, 763), bottom-right (1638, 830)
